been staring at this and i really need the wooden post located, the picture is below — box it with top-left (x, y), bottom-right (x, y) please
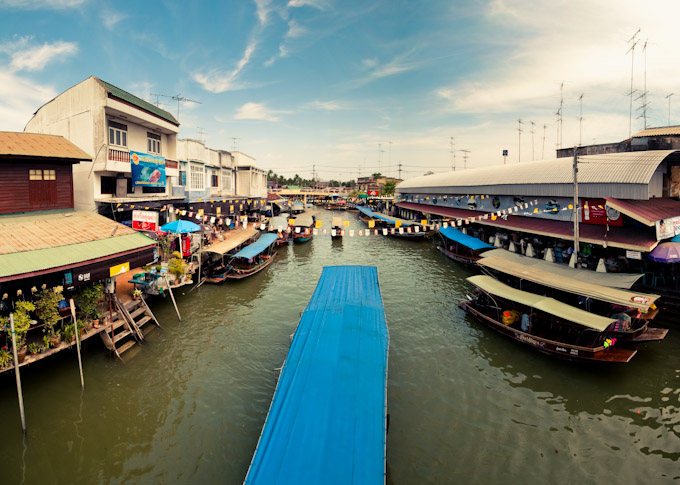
top-left (9, 313), bottom-right (27, 433)
top-left (165, 276), bottom-right (182, 321)
top-left (70, 299), bottom-right (85, 389)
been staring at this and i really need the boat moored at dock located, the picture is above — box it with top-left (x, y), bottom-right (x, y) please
top-left (437, 226), bottom-right (494, 265)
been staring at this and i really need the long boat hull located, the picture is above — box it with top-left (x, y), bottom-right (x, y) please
top-left (459, 300), bottom-right (637, 363)
top-left (387, 230), bottom-right (435, 240)
top-left (225, 251), bottom-right (278, 280)
top-left (437, 245), bottom-right (480, 265)
top-left (293, 235), bottom-right (313, 243)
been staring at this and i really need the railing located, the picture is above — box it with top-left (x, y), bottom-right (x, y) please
top-left (108, 148), bottom-right (130, 163)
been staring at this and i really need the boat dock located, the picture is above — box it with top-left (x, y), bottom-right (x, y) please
top-left (245, 265), bottom-right (389, 484)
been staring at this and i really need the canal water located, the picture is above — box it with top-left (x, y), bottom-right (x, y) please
top-left (1, 209), bottom-right (679, 484)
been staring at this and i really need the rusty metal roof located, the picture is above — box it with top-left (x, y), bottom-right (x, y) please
top-left (604, 197), bottom-right (680, 226)
top-left (0, 211), bottom-right (155, 280)
top-left (632, 126), bottom-right (680, 138)
top-left (0, 132), bottom-right (92, 161)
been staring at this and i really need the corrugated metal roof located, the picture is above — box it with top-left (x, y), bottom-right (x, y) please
top-left (604, 197), bottom-right (680, 226)
top-left (0, 132), bottom-right (92, 161)
top-left (0, 211), bottom-right (141, 255)
top-left (0, 232), bottom-right (154, 279)
top-left (397, 150), bottom-right (677, 195)
top-left (96, 78), bottom-right (179, 126)
top-left (632, 126), bottom-right (680, 138)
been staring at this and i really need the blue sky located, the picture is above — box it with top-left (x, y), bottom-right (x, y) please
top-left (1, 0), bottom-right (680, 181)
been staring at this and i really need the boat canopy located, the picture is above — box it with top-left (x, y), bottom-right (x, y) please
top-left (291, 214), bottom-right (314, 227)
top-left (232, 233), bottom-right (278, 259)
top-left (202, 228), bottom-right (258, 255)
top-left (478, 256), bottom-right (659, 311)
top-left (480, 249), bottom-right (643, 289)
top-left (439, 226), bottom-right (494, 251)
top-left (268, 215), bottom-right (289, 230)
top-left (467, 275), bottom-right (616, 331)
top-left (245, 266), bottom-right (389, 483)
top-left (331, 216), bottom-right (343, 227)
top-left (356, 206), bottom-right (413, 225)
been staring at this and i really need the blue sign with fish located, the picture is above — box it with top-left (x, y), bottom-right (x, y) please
top-left (130, 150), bottom-right (166, 187)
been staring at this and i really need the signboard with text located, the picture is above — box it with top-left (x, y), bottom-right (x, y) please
top-left (580, 198), bottom-right (623, 227)
top-left (130, 150), bottom-right (166, 187)
top-left (368, 190), bottom-right (379, 196)
top-left (132, 210), bottom-right (159, 231)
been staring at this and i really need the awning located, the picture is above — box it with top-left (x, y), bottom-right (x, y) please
top-left (467, 275), bottom-right (615, 331)
top-left (232, 233), bottom-right (278, 259)
top-left (480, 249), bottom-right (643, 289)
top-left (397, 202), bottom-right (658, 252)
top-left (268, 216), bottom-right (289, 230)
top-left (290, 214), bottom-right (314, 227)
top-left (357, 206), bottom-right (413, 225)
top-left (331, 216), bottom-right (343, 227)
top-left (202, 228), bottom-right (258, 255)
top-left (245, 266), bottom-right (388, 483)
top-left (478, 255), bottom-right (659, 310)
top-left (439, 226), bottom-right (493, 251)
top-left (604, 197), bottom-right (680, 226)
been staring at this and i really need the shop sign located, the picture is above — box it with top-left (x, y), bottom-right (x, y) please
top-left (626, 250), bottom-right (642, 260)
top-left (656, 216), bottom-right (680, 240)
top-left (581, 198), bottom-right (622, 227)
top-left (109, 262), bottom-right (130, 277)
top-left (368, 190), bottom-right (379, 196)
top-left (130, 150), bottom-right (166, 187)
top-left (132, 210), bottom-right (159, 231)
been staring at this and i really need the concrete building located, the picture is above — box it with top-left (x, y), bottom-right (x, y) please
top-left (25, 76), bottom-right (184, 217)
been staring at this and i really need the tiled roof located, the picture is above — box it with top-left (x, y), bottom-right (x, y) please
top-left (0, 132), bottom-right (92, 161)
top-left (96, 78), bottom-right (179, 126)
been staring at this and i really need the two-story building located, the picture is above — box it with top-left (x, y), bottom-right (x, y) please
top-left (24, 76), bottom-right (185, 223)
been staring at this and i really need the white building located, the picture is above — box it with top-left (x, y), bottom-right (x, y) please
top-left (25, 76), bottom-right (184, 215)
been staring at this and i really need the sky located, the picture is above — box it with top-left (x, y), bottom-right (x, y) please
top-left (1, 0), bottom-right (680, 182)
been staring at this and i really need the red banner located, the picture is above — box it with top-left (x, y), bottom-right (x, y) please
top-left (581, 198), bottom-right (622, 226)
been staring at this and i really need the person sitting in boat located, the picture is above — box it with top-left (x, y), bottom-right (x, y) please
top-left (608, 313), bottom-right (632, 332)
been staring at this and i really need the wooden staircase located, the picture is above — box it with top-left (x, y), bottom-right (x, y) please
top-left (100, 295), bottom-right (161, 359)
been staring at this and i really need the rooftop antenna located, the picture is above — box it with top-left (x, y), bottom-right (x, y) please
top-left (530, 121), bottom-right (536, 160)
top-left (450, 136), bottom-right (456, 171)
top-left (231, 137), bottom-right (239, 152)
top-left (627, 28), bottom-right (641, 138)
top-left (151, 93), bottom-right (201, 120)
top-left (578, 93), bottom-right (584, 146)
top-left (666, 93), bottom-right (674, 125)
top-left (557, 82), bottom-right (564, 149)
top-left (640, 39), bottom-right (649, 130)
top-left (542, 124), bottom-right (547, 159)
top-left (459, 149), bottom-right (470, 170)
top-left (388, 141), bottom-right (392, 177)
top-left (197, 127), bottom-right (206, 143)
top-left (517, 118), bottom-right (523, 163)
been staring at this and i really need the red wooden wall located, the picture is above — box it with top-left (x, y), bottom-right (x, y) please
top-left (0, 160), bottom-right (74, 214)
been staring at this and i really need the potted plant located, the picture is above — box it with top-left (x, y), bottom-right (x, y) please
top-left (9, 301), bottom-right (34, 362)
top-left (168, 257), bottom-right (186, 283)
top-left (133, 288), bottom-right (143, 300)
top-left (0, 348), bottom-right (12, 368)
top-left (92, 310), bottom-right (102, 328)
top-left (35, 286), bottom-right (62, 345)
top-left (28, 342), bottom-right (42, 356)
top-left (75, 282), bottom-right (103, 325)
top-left (62, 323), bottom-right (75, 344)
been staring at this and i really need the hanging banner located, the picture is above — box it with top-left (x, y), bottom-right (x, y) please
top-left (130, 151), bottom-right (166, 187)
top-left (582, 198), bottom-right (622, 227)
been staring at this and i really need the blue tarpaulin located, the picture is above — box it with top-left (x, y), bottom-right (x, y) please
top-left (356, 206), bottom-right (413, 226)
top-left (439, 226), bottom-right (493, 251)
top-left (245, 265), bottom-right (389, 484)
top-left (232, 233), bottom-right (278, 259)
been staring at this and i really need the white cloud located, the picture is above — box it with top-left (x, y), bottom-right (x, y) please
top-left (193, 40), bottom-right (257, 93)
top-left (286, 19), bottom-right (306, 38)
top-left (6, 40), bottom-right (78, 72)
top-left (306, 100), bottom-right (344, 111)
top-left (254, 0), bottom-right (273, 25)
top-left (235, 102), bottom-right (288, 122)
top-left (101, 10), bottom-right (126, 30)
top-left (0, 71), bottom-right (56, 131)
top-left (347, 50), bottom-right (419, 89)
top-left (288, 0), bottom-right (327, 9)
top-left (0, 0), bottom-right (86, 8)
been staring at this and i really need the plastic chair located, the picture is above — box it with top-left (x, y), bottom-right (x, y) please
top-left (654, 273), bottom-right (666, 287)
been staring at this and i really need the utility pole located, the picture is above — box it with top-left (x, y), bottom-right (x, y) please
top-left (388, 141), bottom-right (392, 176)
top-left (578, 93), bottom-right (584, 146)
top-left (666, 93), bottom-right (674, 125)
top-left (573, 146), bottom-right (580, 267)
top-left (627, 28), bottom-right (641, 138)
top-left (398, 163), bottom-right (402, 179)
top-left (557, 82), bottom-right (564, 149)
top-left (517, 119), bottom-right (523, 163)
top-left (530, 121), bottom-right (536, 160)
top-left (450, 137), bottom-right (455, 171)
top-left (378, 143), bottom-right (382, 174)
top-left (642, 40), bottom-right (649, 130)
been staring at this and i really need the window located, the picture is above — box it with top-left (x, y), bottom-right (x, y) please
top-left (221, 171), bottom-right (231, 190)
top-left (147, 132), bottom-right (161, 154)
top-left (100, 176), bottom-right (117, 194)
top-left (29, 169), bottom-right (56, 180)
top-left (190, 164), bottom-right (204, 190)
top-left (108, 121), bottom-right (128, 147)
top-left (179, 169), bottom-right (187, 186)
top-left (143, 186), bottom-right (165, 194)
top-left (211, 169), bottom-right (219, 188)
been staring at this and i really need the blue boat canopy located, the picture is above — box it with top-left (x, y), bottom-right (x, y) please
top-left (232, 233), bottom-right (278, 259)
top-left (357, 205), bottom-right (413, 226)
top-left (439, 226), bottom-right (494, 251)
top-left (245, 265), bottom-right (389, 484)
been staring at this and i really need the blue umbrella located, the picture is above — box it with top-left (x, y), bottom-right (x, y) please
top-left (160, 219), bottom-right (202, 233)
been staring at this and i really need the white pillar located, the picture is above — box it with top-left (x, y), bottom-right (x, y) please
top-left (526, 243), bottom-right (534, 258)
top-left (596, 258), bottom-right (607, 273)
top-left (568, 252), bottom-right (577, 268)
top-left (508, 241), bottom-right (516, 253)
top-left (543, 247), bottom-right (554, 262)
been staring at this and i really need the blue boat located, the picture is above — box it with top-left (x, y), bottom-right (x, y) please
top-left (291, 213), bottom-right (314, 243)
top-left (206, 233), bottom-right (279, 281)
top-left (245, 265), bottom-right (389, 484)
top-left (437, 226), bottom-right (494, 265)
top-left (356, 206), bottom-right (434, 239)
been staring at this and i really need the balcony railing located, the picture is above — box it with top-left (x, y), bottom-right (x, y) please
top-left (108, 148), bottom-right (130, 163)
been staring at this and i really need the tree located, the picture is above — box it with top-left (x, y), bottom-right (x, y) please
top-left (382, 180), bottom-right (396, 196)
top-left (371, 172), bottom-right (382, 179)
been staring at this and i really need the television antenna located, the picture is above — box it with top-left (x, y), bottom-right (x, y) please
top-left (150, 93), bottom-right (201, 120)
top-left (517, 118), bottom-right (523, 163)
top-left (626, 28), bottom-right (641, 138)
